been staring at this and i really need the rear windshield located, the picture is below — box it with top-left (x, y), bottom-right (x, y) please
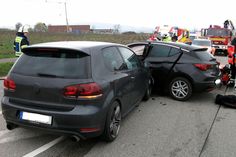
top-left (12, 49), bottom-right (90, 79)
top-left (194, 50), bottom-right (215, 62)
top-left (192, 40), bottom-right (211, 46)
top-left (206, 28), bottom-right (230, 37)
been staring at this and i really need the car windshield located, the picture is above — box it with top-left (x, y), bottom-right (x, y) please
top-left (12, 49), bottom-right (90, 79)
top-left (206, 28), bottom-right (230, 37)
top-left (192, 40), bottom-right (211, 47)
top-left (189, 36), bottom-right (196, 41)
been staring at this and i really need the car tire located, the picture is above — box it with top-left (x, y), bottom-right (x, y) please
top-left (143, 79), bottom-right (152, 101)
top-left (169, 77), bottom-right (192, 101)
top-left (102, 101), bottom-right (121, 142)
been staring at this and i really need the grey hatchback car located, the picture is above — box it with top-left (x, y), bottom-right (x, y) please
top-left (128, 41), bottom-right (221, 101)
top-left (1, 41), bottom-right (152, 142)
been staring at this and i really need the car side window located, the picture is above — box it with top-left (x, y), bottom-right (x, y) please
top-left (148, 44), bottom-right (171, 57)
top-left (118, 47), bottom-right (141, 70)
top-left (169, 48), bottom-right (181, 56)
top-left (102, 47), bottom-right (127, 72)
top-left (129, 45), bottom-right (146, 56)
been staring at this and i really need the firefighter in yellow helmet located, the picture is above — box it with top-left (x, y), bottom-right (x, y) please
top-left (14, 25), bottom-right (30, 57)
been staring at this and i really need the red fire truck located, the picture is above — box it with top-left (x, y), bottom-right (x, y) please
top-left (201, 20), bottom-right (235, 56)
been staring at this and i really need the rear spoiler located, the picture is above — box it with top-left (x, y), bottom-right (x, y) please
top-left (22, 47), bottom-right (90, 56)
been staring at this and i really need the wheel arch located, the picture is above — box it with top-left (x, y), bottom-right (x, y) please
top-left (168, 74), bottom-right (193, 101)
top-left (168, 72), bottom-right (194, 89)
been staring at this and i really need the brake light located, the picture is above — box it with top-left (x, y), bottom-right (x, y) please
top-left (3, 78), bottom-right (16, 91)
top-left (194, 64), bottom-right (212, 71)
top-left (80, 128), bottom-right (101, 133)
top-left (63, 83), bottom-right (102, 99)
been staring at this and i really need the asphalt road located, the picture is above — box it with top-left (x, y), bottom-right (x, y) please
top-left (1, 56), bottom-right (236, 157)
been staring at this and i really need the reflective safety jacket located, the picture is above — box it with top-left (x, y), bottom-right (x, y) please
top-left (162, 36), bottom-right (172, 42)
top-left (14, 33), bottom-right (29, 57)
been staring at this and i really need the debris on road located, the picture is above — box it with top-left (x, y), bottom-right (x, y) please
top-left (215, 94), bottom-right (236, 108)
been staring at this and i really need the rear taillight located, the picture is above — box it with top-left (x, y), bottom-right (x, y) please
top-left (3, 78), bottom-right (16, 91)
top-left (80, 127), bottom-right (101, 133)
top-left (63, 83), bottom-right (102, 99)
top-left (194, 64), bottom-right (212, 71)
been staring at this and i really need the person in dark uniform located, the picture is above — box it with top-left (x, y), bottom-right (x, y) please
top-left (14, 25), bottom-right (30, 57)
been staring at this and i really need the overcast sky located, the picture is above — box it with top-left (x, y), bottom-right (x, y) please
top-left (1, 0), bottom-right (236, 31)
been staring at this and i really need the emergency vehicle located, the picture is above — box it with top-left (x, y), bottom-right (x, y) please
top-left (149, 25), bottom-right (191, 44)
top-left (174, 27), bottom-right (191, 43)
top-left (201, 20), bottom-right (235, 56)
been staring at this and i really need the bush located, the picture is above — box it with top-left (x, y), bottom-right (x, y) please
top-left (0, 62), bottom-right (14, 77)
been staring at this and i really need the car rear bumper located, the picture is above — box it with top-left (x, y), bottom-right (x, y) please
top-left (193, 78), bottom-right (221, 92)
top-left (1, 97), bottom-right (106, 139)
top-left (212, 45), bottom-right (228, 50)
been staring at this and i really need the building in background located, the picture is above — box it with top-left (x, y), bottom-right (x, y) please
top-left (48, 25), bottom-right (90, 34)
top-left (91, 29), bottom-right (114, 34)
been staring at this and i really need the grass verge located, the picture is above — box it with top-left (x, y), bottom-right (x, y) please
top-left (0, 62), bottom-right (14, 77)
top-left (0, 53), bottom-right (15, 59)
top-left (0, 31), bottom-right (149, 59)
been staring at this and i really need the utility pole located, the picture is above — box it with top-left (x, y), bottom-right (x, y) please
top-left (64, 2), bottom-right (69, 32)
top-left (45, 0), bottom-right (69, 32)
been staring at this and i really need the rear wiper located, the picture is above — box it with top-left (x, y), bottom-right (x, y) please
top-left (192, 48), bottom-right (208, 51)
top-left (209, 57), bottom-right (216, 61)
top-left (37, 73), bottom-right (64, 78)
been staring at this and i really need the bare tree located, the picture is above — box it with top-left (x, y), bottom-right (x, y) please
top-left (113, 24), bottom-right (121, 34)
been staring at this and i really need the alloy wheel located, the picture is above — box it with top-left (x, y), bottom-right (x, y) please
top-left (109, 105), bottom-right (121, 138)
top-left (171, 80), bottom-right (189, 99)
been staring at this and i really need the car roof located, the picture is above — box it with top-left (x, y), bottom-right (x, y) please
top-left (23, 41), bottom-right (123, 54)
top-left (129, 41), bottom-right (201, 51)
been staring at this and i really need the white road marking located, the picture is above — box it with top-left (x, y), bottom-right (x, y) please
top-left (0, 128), bottom-right (46, 144)
top-left (22, 136), bottom-right (66, 157)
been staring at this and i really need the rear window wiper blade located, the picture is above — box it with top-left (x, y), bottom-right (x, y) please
top-left (192, 48), bottom-right (208, 51)
top-left (209, 57), bottom-right (216, 61)
top-left (37, 73), bottom-right (65, 78)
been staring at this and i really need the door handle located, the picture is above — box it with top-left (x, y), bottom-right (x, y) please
top-left (130, 76), bottom-right (135, 79)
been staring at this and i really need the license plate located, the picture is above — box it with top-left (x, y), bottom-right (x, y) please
top-left (20, 111), bottom-right (52, 125)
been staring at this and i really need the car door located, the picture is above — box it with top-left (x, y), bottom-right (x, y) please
top-left (118, 46), bottom-right (148, 107)
top-left (145, 43), bottom-right (183, 87)
top-left (127, 43), bottom-right (149, 61)
top-left (101, 46), bottom-right (134, 114)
